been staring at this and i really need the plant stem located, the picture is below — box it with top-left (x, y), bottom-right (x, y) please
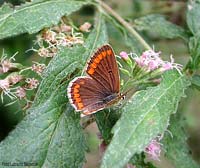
top-left (97, 0), bottom-right (152, 51)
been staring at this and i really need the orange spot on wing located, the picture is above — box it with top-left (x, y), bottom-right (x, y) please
top-left (98, 54), bottom-right (103, 60)
top-left (91, 63), bottom-right (97, 68)
top-left (88, 68), bottom-right (95, 75)
top-left (74, 84), bottom-right (80, 89)
top-left (75, 97), bottom-right (82, 103)
top-left (94, 57), bottom-right (100, 63)
top-left (107, 49), bottom-right (112, 55)
top-left (78, 103), bottom-right (84, 109)
top-left (102, 51), bottom-right (106, 57)
top-left (74, 93), bottom-right (80, 98)
top-left (73, 88), bottom-right (79, 94)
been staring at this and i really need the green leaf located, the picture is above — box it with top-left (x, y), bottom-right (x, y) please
top-left (186, 1), bottom-right (200, 70)
top-left (101, 70), bottom-right (190, 168)
top-left (191, 75), bottom-right (200, 90)
top-left (0, 46), bottom-right (87, 168)
top-left (135, 14), bottom-right (188, 40)
top-left (162, 113), bottom-right (199, 168)
top-left (0, 15), bottom-right (108, 168)
top-left (186, 0), bottom-right (200, 36)
top-left (42, 107), bottom-right (87, 168)
top-left (0, 0), bottom-right (86, 39)
top-left (129, 153), bottom-right (157, 168)
top-left (0, 3), bottom-right (13, 16)
top-left (187, 36), bottom-right (200, 70)
top-left (95, 109), bottom-right (120, 143)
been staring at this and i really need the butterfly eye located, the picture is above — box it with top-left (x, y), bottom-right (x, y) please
top-left (119, 93), bottom-right (125, 100)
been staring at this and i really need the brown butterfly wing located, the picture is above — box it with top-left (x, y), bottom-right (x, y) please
top-left (67, 77), bottom-right (107, 115)
top-left (86, 44), bottom-right (120, 95)
top-left (67, 44), bottom-right (120, 115)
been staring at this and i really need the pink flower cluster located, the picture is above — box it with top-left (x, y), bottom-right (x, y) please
top-left (134, 50), bottom-right (162, 71)
top-left (120, 50), bottom-right (182, 73)
top-left (31, 63), bottom-right (46, 75)
top-left (0, 52), bottom-right (17, 73)
top-left (0, 52), bottom-right (41, 105)
top-left (135, 50), bottom-right (182, 72)
top-left (0, 76), bottom-right (39, 101)
top-left (35, 22), bottom-right (91, 58)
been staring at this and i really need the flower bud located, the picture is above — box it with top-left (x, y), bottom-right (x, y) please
top-left (145, 139), bottom-right (161, 161)
top-left (120, 51), bottom-right (132, 66)
top-left (16, 87), bottom-right (26, 99)
top-left (79, 22), bottom-right (92, 32)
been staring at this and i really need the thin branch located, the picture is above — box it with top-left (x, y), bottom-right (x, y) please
top-left (97, 0), bottom-right (152, 50)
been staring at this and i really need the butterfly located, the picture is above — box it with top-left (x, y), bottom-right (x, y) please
top-left (67, 44), bottom-right (123, 116)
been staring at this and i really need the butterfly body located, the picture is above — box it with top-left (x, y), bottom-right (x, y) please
top-left (102, 93), bottom-right (118, 103)
top-left (67, 44), bottom-right (121, 116)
